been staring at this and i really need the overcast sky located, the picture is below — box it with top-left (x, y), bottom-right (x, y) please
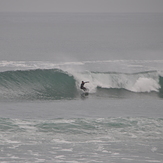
top-left (0, 0), bottom-right (163, 13)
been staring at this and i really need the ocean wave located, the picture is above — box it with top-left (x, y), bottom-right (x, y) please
top-left (0, 69), bottom-right (162, 100)
top-left (1, 117), bottom-right (163, 140)
top-left (0, 69), bottom-right (77, 100)
top-left (0, 117), bottom-right (163, 162)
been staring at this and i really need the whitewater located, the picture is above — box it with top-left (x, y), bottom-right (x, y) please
top-left (0, 13), bottom-right (163, 163)
top-left (0, 60), bottom-right (162, 101)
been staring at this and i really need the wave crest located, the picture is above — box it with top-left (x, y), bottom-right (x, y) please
top-left (0, 69), bottom-right (162, 100)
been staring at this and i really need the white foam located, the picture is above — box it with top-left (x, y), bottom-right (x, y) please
top-left (131, 77), bottom-right (160, 92)
top-left (55, 155), bottom-right (65, 159)
top-left (61, 148), bottom-right (73, 152)
top-left (52, 138), bottom-right (71, 144)
top-left (1, 59), bottom-right (163, 70)
top-left (151, 147), bottom-right (157, 152)
top-left (71, 70), bottom-right (160, 93)
top-left (14, 119), bottom-right (37, 132)
top-left (145, 160), bottom-right (161, 163)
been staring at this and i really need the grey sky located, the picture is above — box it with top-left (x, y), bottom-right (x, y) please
top-left (0, 0), bottom-right (163, 13)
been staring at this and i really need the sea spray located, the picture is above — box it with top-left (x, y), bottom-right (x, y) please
top-left (132, 77), bottom-right (160, 92)
top-left (72, 70), bottom-right (160, 93)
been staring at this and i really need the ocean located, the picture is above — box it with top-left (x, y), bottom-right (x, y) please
top-left (0, 13), bottom-right (163, 163)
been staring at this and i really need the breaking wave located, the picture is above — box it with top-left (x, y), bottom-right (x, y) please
top-left (0, 68), bottom-right (162, 100)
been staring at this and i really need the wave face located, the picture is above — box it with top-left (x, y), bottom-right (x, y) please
top-left (0, 69), bottom-right (77, 100)
top-left (0, 69), bottom-right (162, 100)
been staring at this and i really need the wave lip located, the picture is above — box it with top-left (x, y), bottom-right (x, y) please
top-left (0, 69), bottom-right (162, 100)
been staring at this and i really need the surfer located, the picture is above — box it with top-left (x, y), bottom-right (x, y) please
top-left (80, 81), bottom-right (89, 91)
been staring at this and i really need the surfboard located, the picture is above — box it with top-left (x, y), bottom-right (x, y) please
top-left (84, 91), bottom-right (89, 96)
top-left (81, 89), bottom-right (89, 97)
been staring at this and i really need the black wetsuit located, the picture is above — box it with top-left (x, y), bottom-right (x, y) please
top-left (80, 82), bottom-right (86, 90)
top-left (80, 82), bottom-right (84, 89)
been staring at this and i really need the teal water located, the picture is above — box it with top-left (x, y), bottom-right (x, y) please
top-left (0, 67), bottom-right (162, 101)
top-left (0, 117), bottom-right (163, 162)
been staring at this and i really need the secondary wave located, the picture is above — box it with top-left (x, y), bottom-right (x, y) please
top-left (0, 69), bottom-right (162, 100)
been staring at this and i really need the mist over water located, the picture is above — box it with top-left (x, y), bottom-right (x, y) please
top-left (0, 13), bottom-right (163, 163)
top-left (0, 13), bottom-right (163, 61)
